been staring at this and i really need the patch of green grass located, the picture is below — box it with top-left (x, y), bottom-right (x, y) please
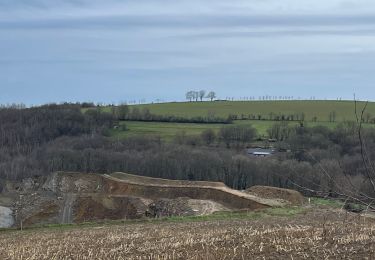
top-left (155, 206), bottom-right (305, 223)
top-left (309, 197), bottom-right (344, 208)
top-left (1, 207), bottom-right (305, 233)
top-left (263, 207), bottom-right (305, 216)
top-left (109, 120), bottom-right (355, 141)
top-left (110, 121), bottom-right (225, 141)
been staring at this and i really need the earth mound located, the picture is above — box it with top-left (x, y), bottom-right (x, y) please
top-left (245, 186), bottom-right (304, 206)
top-left (148, 198), bottom-right (228, 217)
top-left (1, 172), bottom-right (298, 227)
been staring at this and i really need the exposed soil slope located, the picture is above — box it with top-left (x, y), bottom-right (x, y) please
top-left (2, 172), bottom-right (301, 227)
top-left (245, 185), bottom-right (305, 206)
top-left (103, 173), bottom-right (282, 209)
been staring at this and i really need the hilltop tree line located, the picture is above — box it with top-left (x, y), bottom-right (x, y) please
top-left (185, 90), bottom-right (216, 102)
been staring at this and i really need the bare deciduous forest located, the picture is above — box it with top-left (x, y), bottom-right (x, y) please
top-left (1, 103), bottom-right (375, 207)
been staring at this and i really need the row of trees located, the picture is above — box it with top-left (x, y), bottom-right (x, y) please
top-left (111, 105), bottom-right (232, 124)
top-left (185, 91), bottom-right (216, 102)
top-left (224, 111), bottom-right (375, 124)
top-left (233, 112), bottom-right (306, 122)
top-left (174, 125), bottom-right (258, 147)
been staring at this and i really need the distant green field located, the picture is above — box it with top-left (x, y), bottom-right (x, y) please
top-left (129, 100), bottom-right (375, 122)
top-left (105, 100), bottom-right (375, 140)
top-left (111, 121), bottom-right (224, 140)
top-left (111, 120), bottom-right (344, 140)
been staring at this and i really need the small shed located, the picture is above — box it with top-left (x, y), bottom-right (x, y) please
top-left (246, 148), bottom-right (276, 157)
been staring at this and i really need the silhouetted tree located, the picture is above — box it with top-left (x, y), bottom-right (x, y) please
top-left (185, 91), bottom-right (194, 102)
top-left (206, 91), bottom-right (216, 101)
top-left (199, 90), bottom-right (206, 101)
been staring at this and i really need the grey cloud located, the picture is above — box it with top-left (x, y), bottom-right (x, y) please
top-left (0, 0), bottom-right (92, 9)
top-left (2, 14), bottom-right (375, 30)
top-left (0, 58), bottom-right (94, 65)
top-left (180, 28), bottom-right (375, 39)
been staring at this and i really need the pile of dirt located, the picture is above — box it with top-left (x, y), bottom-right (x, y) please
top-left (187, 199), bottom-right (228, 216)
top-left (245, 186), bottom-right (305, 206)
top-left (13, 193), bottom-right (60, 226)
top-left (103, 173), bottom-right (279, 209)
top-left (147, 198), bottom-right (229, 217)
top-left (74, 195), bottom-right (149, 223)
top-left (23, 202), bottom-right (59, 226)
top-left (148, 198), bottom-right (195, 217)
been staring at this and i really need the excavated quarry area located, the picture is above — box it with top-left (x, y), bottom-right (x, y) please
top-left (0, 172), bottom-right (302, 228)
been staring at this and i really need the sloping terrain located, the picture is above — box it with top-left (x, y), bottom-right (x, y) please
top-left (1, 172), bottom-right (296, 227)
top-left (245, 185), bottom-right (305, 206)
top-left (129, 100), bottom-right (375, 122)
top-left (104, 172), bottom-right (282, 209)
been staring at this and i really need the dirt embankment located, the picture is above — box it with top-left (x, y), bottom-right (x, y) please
top-left (102, 173), bottom-right (280, 210)
top-left (245, 186), bottom-right (305, 206)
top-left (74, 195), bottom-right (149, 223)
top-left (4, 172), bottom-right (303, 227)
top-left (110, 172), bottom-right (227, 188)
top-left (47, 172), bottom-right (280, 224)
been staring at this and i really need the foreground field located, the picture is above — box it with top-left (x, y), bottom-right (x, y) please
top-left (1, 205), bottom-right (375, 259)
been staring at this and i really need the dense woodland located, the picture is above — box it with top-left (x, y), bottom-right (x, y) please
top-left (1, 104), bottom-right (375, 203)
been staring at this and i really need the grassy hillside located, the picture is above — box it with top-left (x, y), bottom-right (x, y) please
top-left (131, 100), bottom-right (375, 122)
top-left (107, 100), bottom-right (375, 140)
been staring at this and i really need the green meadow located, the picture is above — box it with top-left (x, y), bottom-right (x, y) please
top-left (111, 120), bottom-right (346, 141)
top-left (105, 100), bottom-right (375, 140)
top-left (129, 100), bottom-right (375, 122)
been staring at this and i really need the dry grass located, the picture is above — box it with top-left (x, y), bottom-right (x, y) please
top-left (1, 208), bottom-right (375, 259)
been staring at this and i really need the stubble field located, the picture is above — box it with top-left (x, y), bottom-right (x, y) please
top-left (1, 206), bottom-right (375, 259)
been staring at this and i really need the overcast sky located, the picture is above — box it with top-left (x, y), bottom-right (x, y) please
top-left (1, 0), bottom-right (375, 104)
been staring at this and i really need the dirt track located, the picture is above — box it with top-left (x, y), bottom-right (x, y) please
top-left (103, 173), bottom-right (283, 209)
